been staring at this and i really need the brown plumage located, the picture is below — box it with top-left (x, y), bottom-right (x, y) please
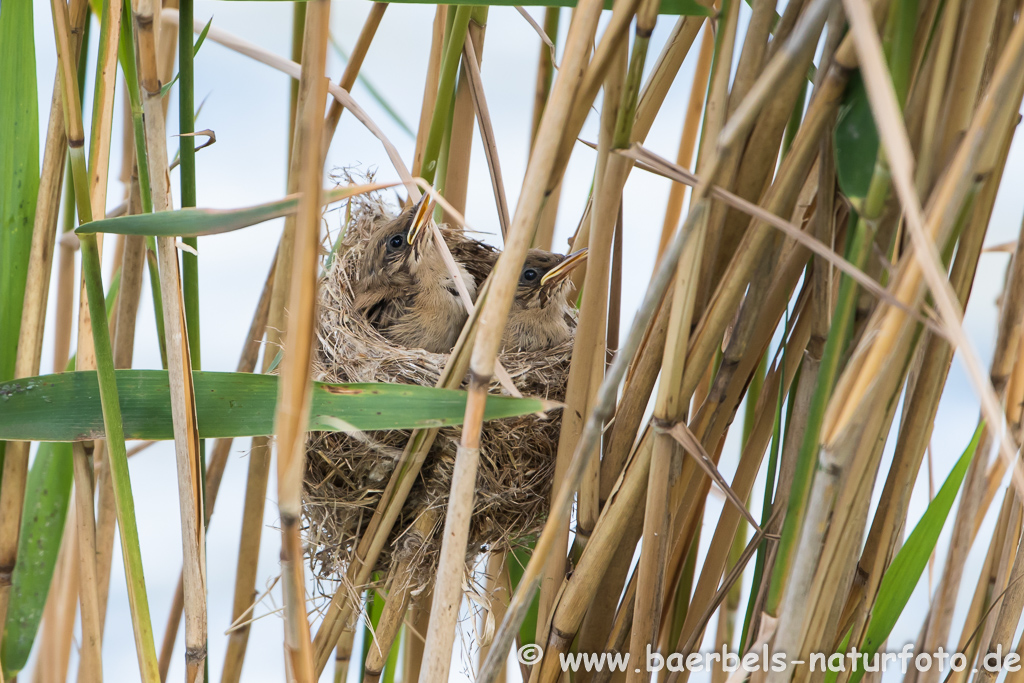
top-left (353, 196), bottom-right (478, 353)
top-left (501, 248), bottom-right (588, 352)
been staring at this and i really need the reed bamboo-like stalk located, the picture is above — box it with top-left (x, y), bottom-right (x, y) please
top-left (656, 23), bottom-right (712, 264)
top-left (44, 0), bottom-right (161, 679)
top-left (530, 7), bottom-right (561, 250)
top-left (321, 2), bottom-right (388, 156)
top-left (159, 253), bottom-right (275, 681)
top-left (273, 3), bottom-right (330, 680)
top-left (441, 7), bottom-right (488, 225)
top-left (132, 0), bottom-right (208, 679)
top-left (33, 509), bottom-right (79, 683)
top-left (0, 0), bottom-right (89, 632)
top-left (362, 513), bottom-right (439, 683)
top-left (411, 7), bottom-right (447, 178)
top-left (625, 0), bottom-right (735, 675)
top-left (71, 442), bottom-right (104, 683)
top-left (539, 31), bottom-right (626, 644)
top-left (420, 2), bottom-right (606, 679)
top-left (462, 32), bottom-right (510, 237)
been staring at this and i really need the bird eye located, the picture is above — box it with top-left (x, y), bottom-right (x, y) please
top-left (387, 233), bottom-right (406, 252)
top-left (522, 268), bottom-right (539, 282)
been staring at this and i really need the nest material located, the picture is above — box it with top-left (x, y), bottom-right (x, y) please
top-left (304, 192), bottom-right (572, 593)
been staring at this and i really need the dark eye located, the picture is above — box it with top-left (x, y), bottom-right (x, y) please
top-left (387, 233), bottom-right (406, 252)
top-left (522, 268), bottom-right (539, 282)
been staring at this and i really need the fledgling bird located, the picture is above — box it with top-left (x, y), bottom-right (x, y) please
top-left (353, 194), bottom-right (477, 354)
top-left (501, 248), bottom-right (588, 352)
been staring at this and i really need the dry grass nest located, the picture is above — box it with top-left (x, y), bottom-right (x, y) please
top-left (304, 191), bottom-right (573, 594)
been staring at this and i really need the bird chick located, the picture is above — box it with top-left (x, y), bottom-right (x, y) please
top-left (501, 248), bottom-right (588, 352)
top-left (353, 194), bottom-right (476, 354)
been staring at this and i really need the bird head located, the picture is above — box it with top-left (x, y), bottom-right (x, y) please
top-left (514, 248), bottom-right (589, 309)
top-left (354, 193), bottom-right (436, 311)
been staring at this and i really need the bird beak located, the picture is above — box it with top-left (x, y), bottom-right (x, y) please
top-left (541, 248), bottom-right (589, 285)
top-left (407, 193), bottom-right (435, 245)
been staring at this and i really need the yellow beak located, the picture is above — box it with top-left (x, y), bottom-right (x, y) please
top-left (541, 248), bottom-right (589, 285)
top-left (407, 192), bottom-right (436, 245)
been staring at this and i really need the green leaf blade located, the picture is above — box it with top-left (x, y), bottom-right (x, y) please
top-left (0, 370), bottom-right (553, 441)
top-left (0, 442), bottom-right (73, 679)
top-left (847, 424), bottom-right (985, 683)
top-left (0, 0), bottom-right (39, 384)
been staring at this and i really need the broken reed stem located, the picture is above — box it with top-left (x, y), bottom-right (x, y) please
top-left (273, 3), bottom-right (331, 680)
top-left (420, 2), bottom-right (606, 680)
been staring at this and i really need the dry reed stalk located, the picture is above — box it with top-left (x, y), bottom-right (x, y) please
top-left (87, 0), bottom-right (123, 218)
top-left (479, 553), bottom-right (509, 683)
top-left (0, 0), bottom-right (89, 630)
top-left (33, 511), bottom-right (79, 683)
top-left (539, 37), bottom-right (627, 642)
top-left (91, 0), bottom-right (132, 649)
top-left (158, 254), bottom-right (275, 680)
top-left (656, 23), bottom-right (713, 264)
top-left (273, 3), bottom-right (330, 680)
top-left (441, 9), bottom-right (488, 225)
top-left (912, 0), bottom-right (961, 193)
top-left (133, 0), bottom-right (208, 678)
top-left (96, 182), bottom-right (146, 636)
top-left (321, 2), bottom-right (388, 156)
top-left (463, 32), bottom-right (510, 237)
top-left (412, 7), bottom-right (447, 177)
top-left (539, 431), bottom-right (653, 683)
top-left (849, 111), bottom-right (1017, 654)
top-left (827, 13), bottom-right (1024, 677)
top-left (221, 440), bottom-right (273, 683)
top-left (530, 7), bottom-right (561, 250)
top-left (832, 0), bottom-right (1024, 491)
top-left (697, 0), bottom-right (779, 295)
top-left (362, 512), bottom-right (439, 683)
top-left (626, 0), bottom-right (736, 675)
top-left (668, 321), bottom-right (810, 667)
top-left (404, 594), bottom-right (431, 681)
top-left (935, 0), bottom-right (999, 166)
top-left (419, 0), bottom-right (606, 679)
top-left (71, 443), bottom-right (104, 683)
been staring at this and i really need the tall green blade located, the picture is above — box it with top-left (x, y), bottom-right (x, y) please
top-left (0, 370), bottom-right (555, 441)
top-left (0, 0), bottom-right (40, 473)
top-left (0, 442), bottom-right (73, 679)
top-left (847, 424), bottom-right (984, 683)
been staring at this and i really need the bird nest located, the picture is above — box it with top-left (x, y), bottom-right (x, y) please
top-left (304, 192), bottom-right (571, 595)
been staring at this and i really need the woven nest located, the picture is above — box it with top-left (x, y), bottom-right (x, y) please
top-left (304, 191), bottom-right (572, 594)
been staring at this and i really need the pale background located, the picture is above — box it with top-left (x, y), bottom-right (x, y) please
top-left (24, 0), bottom-right (1024, 679)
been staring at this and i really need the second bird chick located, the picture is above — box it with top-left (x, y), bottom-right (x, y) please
top-left (501, 248), bottom-right (588, 353)
top-left (353, 194), bottom-right (476, 354)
